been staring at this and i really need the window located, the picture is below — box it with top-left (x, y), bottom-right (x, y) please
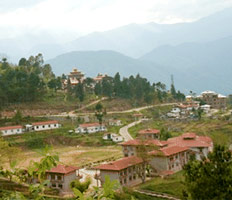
top-left (51, 174), bottom-right (55, 180)
top-left (129, 176), bottom-right (132, 181)
top-left (42, 125), bottom-right (45, 128)
top-left (36, 126), bottom-right (39, 129)
top-left (58, 184), bottom-right (63, 189)
top-left (57, 175), bottom-right (62, 180)
top-left (54, 124), bottom-right (57, 127)
top-left (52, 183), bottom-right (56, 188)
top-left (133, 175), bottom-right (136, 180)
top-left (48, 125), bottom-right (51, 128)
top-left (11, 130), bottom-right (13, 132)
top-left (124, 178), bottom-right (127, 184)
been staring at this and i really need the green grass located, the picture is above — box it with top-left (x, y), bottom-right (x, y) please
top-left (139, 171), bottom-right (185, 198)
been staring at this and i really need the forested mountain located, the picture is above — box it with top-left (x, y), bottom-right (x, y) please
top-left (46, 50), bottom-right (170, 83)
top-left (140, 36), bottom-right (232, 94)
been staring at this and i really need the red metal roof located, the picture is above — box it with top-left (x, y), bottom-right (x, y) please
top-left (46, 164), bottom-right (79, 175)
top-left (167, 133), bottom-right (213, 148)
top-left (139, 129), bottom-right (160, 134)
top-left (120, 139), bottom-right (168, 147)
top-left (79, 123), bottom-right (102, 128)
top-left (149, 146), bottom-right (189, 156)
top-left (32, 121), bottom-right (59, 126)
top-left (95, 156), bottom-right (143, 171)
top-left (0, 125), bottom-right (23, 131)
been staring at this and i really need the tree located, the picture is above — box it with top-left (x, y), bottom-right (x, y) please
top-left (184, 145), bottom-right (232, 200)
top-left (160, 128), bottom-right (171, 140)
top-left (75, 82), bottom-right (85, 102)
top-left (95, 103), bottom-right (105, 125)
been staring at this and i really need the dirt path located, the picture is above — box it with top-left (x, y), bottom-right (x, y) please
top-left (50, 102), bottom-right (176, 117)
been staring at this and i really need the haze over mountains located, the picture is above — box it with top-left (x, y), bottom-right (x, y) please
top-left (1, 7), bottom-right (232, 94)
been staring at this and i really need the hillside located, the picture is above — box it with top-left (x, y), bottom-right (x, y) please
top-left (46, 50), bottom-right (170, 83)
top-left (140, 36), bottom-right (232, 94)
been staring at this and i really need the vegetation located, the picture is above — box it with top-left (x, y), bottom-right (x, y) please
top-left (183, 145), bottom-right (232, 200)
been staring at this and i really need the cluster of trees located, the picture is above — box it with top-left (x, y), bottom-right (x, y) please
top-left (69, 72), bottom-right (185, 104)
top-left (183, 145), bottom-right (232, 199)
top-left (0, 54), bottom-right (61, 107)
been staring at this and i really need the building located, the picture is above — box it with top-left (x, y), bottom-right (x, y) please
top-left (93, 73), bottom-right (108, 83)
top-left (149, 146), bottom-right (190, 173)
top-left (108, 119), bottom-right (122, 126)
top-left (167, 132), bottom-right (213, 160)
top-left (95, 156), bottom-right (145, 187)
top-left (200, 91), bottom-right (227, 109)
top-left (138, 129), bottom-right (160, 139)
top-left (103, 133), bottom-right (124, 142)
top-left (120, 139), bottom-right (168, 157)
top-left (75, 123), bottom-right (107, 134)
top-left (0, 125), bottom-right (23, 136)
top-left (63, 68), bottom-right (85, 89)
top-left (32, 121), bottom-right (60, 131)
top-left (46, 165), bottom-right (81, 193)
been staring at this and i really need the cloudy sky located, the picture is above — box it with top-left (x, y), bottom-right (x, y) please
top-left (0, 0), bottom-right (232, 39)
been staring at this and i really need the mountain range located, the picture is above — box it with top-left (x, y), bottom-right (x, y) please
top-left (2, 7), bottom-right (232, 94)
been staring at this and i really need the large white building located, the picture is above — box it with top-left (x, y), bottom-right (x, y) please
top-left (0, 125), bottom-right (23, 136)
top-left (32, 121), bottom-right (60, 131)
top-left (75, 123), bottom-right (107, 134)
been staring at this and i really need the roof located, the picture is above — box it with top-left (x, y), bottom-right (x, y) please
top-left (159, 170), bottom-right (174, 176)
top-left (160, 146), bottom-right (189, 156)
top-left (95, 156), bottom-right (143, 171)
top-left (120, 139), bottom-right (168, 147)
top-left (79, 123), bottom-right (102, 128)
top-left (32, 121), bottom-right (59, 126)
top-left (201, 90), bottom-right (217, 95)
top-left (46, 164), bottom-right (79, 175)
top-left (139, 129), bottom-right (160, 135)
top-left (167, 133), bottom-right (213, 148)
top-left (149, 146), bottom-right (189, 156)
top-left (0, 125), bottom-right (23, 131)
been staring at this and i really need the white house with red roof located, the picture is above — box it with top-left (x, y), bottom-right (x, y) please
top-left (167, 132), bottom-right (213, 160)
top-left (0, 125), bottom-right (23, 136)
top-left (75, 122), bottom-right (107, 134)
top-left (120, 139), bottom-right (168, 157)
top-left (95, 156), bottom-right (145, 187)
top-left (46, 164), bottom-right (81, 193)
top-left (149, 146), bottom-right (190, 173)
top-left (32, 121), bottom-right (60, 131)
top-left (138, 129), bottom-right (160, 139)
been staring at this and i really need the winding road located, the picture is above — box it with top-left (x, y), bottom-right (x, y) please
top-left (119, 120), bottom-right (143, 141)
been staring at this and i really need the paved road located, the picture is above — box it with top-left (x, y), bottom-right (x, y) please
top-left (49, 102), bottom-right (177, 117)
top-left (119, 120), bottom-right (143, 141)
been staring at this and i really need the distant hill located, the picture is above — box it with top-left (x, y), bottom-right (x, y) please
top-left (66, 7), bottom-right (232, 58)
top-left (140, 36), bottom-right (232, 94)
top-left (46, 50), bottom-right (170, 83)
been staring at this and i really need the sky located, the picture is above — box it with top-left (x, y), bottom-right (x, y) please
top-left (0, 0), bottom-right (232, 39)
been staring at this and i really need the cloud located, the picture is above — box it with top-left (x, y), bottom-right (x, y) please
top-left (0, 0), bottom-right (232, 38)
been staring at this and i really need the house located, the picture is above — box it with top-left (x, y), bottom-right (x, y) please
top-left (108, 119), bottom-right (122, 126)
top-left (138, 129), bottom-right (160, 139)
top-left (200, 104), bottom-right (211, 113)
top-left (94, 156), bottom-right (145, 187)
top-left (46, 164), bottom-right (81, 193)
top-left (167, 133), bottom-right (213, 160)
top-left (149, 146), bottom-right (190, 173)
top-left (75, 123), bottom-right (107, 134)
top-left (200, 91), bottom-right (227, 109)
top-left (120, 139), bottom-right (168, 157)
top-left (103, 133), bottom-right (124, 142)
top-left (0, 125), bottom-right (23, 136)
top-left (32, 121), bottom-right (60, 131)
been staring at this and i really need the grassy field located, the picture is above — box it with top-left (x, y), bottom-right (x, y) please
top-left (138, 172), bottom-right (185, 198)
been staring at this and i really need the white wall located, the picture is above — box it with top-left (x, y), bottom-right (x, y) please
top-left (1, 128), bottom-right (23, 136)
top-left (33, 123), bottom-right (59, 131)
